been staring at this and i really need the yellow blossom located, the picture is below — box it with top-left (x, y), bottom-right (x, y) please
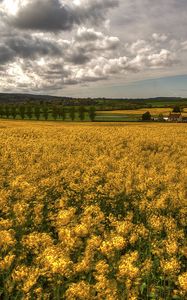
top-left (178, 272), bottom-right (187, 291)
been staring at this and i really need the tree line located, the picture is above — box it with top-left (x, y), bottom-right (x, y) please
top-left (0, 105), bottom-right (96, 121)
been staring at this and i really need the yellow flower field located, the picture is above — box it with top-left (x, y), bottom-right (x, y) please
top-left (0, 120), bottom-right (186, 299)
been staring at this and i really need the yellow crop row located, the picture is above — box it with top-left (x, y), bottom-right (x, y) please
top-left (0, 120), bottom-right (186, 299)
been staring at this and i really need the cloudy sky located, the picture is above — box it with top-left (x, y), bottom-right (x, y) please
top-left (0, 0), bottom-right (187, 98)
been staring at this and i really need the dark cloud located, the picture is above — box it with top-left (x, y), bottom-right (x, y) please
top-left (0, 34), bottom-right (62, 63)
top-left (65, 28), bottom-right (120, 65)
top-left (8, 0), bottom-right (119, 32)
top-left (10, 0), bottom-right (75, 31)
top-left (0, 24), bottom-right (120, 67)
top-left (67, 51), bottom-right (90, 65)
top-left (7, 35), bottom-right (62, 57)
top-left (0, 45), bottom-right (14, 64)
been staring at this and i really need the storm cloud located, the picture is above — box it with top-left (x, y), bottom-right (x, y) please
top-left (0, 33), bottom-right (63, 65)
top-left (8, 0), bottom-right (119, 32)
top-left (10, 0), bottom-right (76, 31)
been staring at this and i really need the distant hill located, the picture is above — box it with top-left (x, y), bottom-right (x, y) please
top-left (0, 93), bottom-right (97, 106)
top-left (0, 93), bottom-right (186, 108)
top-left (0, 93), bottom-right (72, 104)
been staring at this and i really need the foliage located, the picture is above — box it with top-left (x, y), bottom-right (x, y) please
top-left (19, 105), bottom-right (25, 120)
top-left (60, 106), bottom-right (66, 121)
top-left (11, 106), bottom-right (18, 120)
top-left (69, 106), bottom-right (75, 121)
top-left (0, 121), bottom-right (186, 299)
top-left (26, 106), bottom-right (33, 120)
top-left (79, 106), bottom-right (85, 121)
top-left (158, 113), bottom-right (164, 121)
top-left (42, 106), bottom-right (49, 120)
top-left (0, 105), bottom-right (4, 117)
top-left (173, 106), bottom-right (182, 113)
top-left (89, 106), bottom-right (96, 121)
top-left (34, 106), bottom-right (40, 120)
top-left (5, 105), bottom-right (10, 119)
top-left (52, 106), bottom-right (58, 120)
top-left (142, 111), bottom-right (152, 121)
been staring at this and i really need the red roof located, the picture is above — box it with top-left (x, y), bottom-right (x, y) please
top-left (169, 113), bottom-right (182, 118)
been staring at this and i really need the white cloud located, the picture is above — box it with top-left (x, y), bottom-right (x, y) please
top-left (152, 33), bottom-right (168, 42)
top-left (181, 41), bottom-right (187, 51)
top-left (128, 40), bottom-right (153, 55)
top-left (148, 49), bottom-right (177, 68)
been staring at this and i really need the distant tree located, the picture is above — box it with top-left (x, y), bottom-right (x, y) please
top-left (34, 106), bottom-right (40, 120)
top-left (142, 111), bottom-right (151, 121)
top-left (89, 106), bottom-right (96, 121)
top-left (19, 105), bottom-right (25, 119)
top-left (5, 105), bottom-right (10, 119)
top-left (158, 113), bottom-right (164, 122)
top-left (60, 107), bottom-right (66, 121)
top-left (0, 105), bottom-right (4, 118)
top-left (52, 106), bottom-right (58, 120)
top-left (42, 106), bottom-right (49, 120)
top-left (26, 106), bottom-right (33, 120)
top-left (11, 105), bottom-right (17, 119)
top-left (69, 106), bottom-right (75, 121)
top-left (79, 106), bottom-right (85, 121)
top-left (172, 105), bottom-right (181, 113)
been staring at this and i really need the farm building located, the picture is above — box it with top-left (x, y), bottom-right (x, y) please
top-left (168, 113), bottom-right (183, 122)
top-left (182, 117), bottom-right (187, 122)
